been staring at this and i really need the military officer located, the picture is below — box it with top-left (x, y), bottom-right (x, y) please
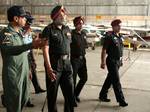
top-left (41, 5), bottom-right (74, 112)
top-left (99, 19), bottom-right (128, 107)
top-left (23, 12), bottom-right (46, 94)
top-left (0, 5), bottom-right (44, 112)
top-left (71, 16), bottom-right (88, 104)
top-left (22, 11), bottom-right (46, 107)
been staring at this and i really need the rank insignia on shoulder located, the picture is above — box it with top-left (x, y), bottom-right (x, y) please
top-left (66, 32), bottom-right (71, 39)
top-left (121, 38), bottom-right (124, 41)
top-left (53, 33), bottom-right (58, 36)
top-left (4, 32), bottom-right (12, 36)
top-left (106, 31), bottom-right (113, 36)
top-left (114, 37), bottom-right (117, 40)
top-left (67, 32), bottom-right (71, 36)
top-left (2, 37), bottom-right (11, 44)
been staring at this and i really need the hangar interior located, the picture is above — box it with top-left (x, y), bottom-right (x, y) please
top-left (0, 0), bottom-right (150, 27)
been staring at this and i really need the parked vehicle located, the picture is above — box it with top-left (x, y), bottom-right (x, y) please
top-left (82, 25), bottom-right (102, 50)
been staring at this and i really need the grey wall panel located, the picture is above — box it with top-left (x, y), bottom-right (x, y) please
top-left (86, 6), bottom-right (116, 15)
top-left (1, 0), bottom-right (148, 5)
top-left (58, 0), bottom-right (148, 5)
top-left (0, 0), bottom-right (150, 26)
top-left (31, 6), bottom-right (51, 15)
top-left (115, 0), bottom-right (148, 5)
top-left (85, 0), bottom-right (116, 5)
top-left (117, 6), bottom-right (147, 15)
top-left (147, 4), bottom-right (150, 16)
top-left (62, 0), bottom-right (85, 5)
top-left (61, 0), bottom-right (116, 5)
top-left (65, 6), bottom-right (85, 15)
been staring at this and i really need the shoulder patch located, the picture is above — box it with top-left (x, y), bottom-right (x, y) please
top-left (114, 37), bottom-right (118, 40)
top-left (4, 32), bottom-right (12, 36)
top-left (2, 36), bottom-right (11, 44)
top-left (67, 32), bottom-right (71, 37)
top-left (106, 31), bottom-right (112, 36)
top-left (66, 32), bottom-right (71, 39)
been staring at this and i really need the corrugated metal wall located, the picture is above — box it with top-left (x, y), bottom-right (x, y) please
top-left (0, 0), bottom-right (150, 26)
top-left (0, 0), bottom-right (149, 15)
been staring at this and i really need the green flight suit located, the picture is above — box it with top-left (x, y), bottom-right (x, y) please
top-left (0, 24), bottom-right (32, 112)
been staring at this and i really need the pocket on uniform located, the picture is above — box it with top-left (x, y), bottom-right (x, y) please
top-left (51, 35), bottom-right (61, 45)
top-left (63, 59), bottom-right (72, 72)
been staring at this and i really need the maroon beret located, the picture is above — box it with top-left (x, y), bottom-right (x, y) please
top-left (111, 19), bottom-right (122, 27)
top-left (51, 5), bottom-right (66, 20)
top-left (73, 16), bottom-right (84, 26)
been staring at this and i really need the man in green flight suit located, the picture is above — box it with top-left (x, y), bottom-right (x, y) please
top-left (0, 5), bottom-right (44, 112)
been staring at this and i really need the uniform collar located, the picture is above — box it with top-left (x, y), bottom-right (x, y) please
top-left (73, 29), bottom-right (84, 34)
top-left (51, 23), bottom-right (66, 31)
top-left (7, 23), bottom-right (23, 35)
top-left (112, 31), bottom-right (121, 38)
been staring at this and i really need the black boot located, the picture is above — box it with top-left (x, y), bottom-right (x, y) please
top-left (119, 101), bottom-right (128, 107)
top-left (75, 96), bottom-right (81, 103)
top-left (35, 88), bottom-right (46, 94)
top-left (1, 94), bottom-right (6, 107)
top-left (73, 100), bottom-right (78, 107)
top-left (26, 100), bottom-right (34, 107)
top-left (99, 97), bottom-right (111, 102)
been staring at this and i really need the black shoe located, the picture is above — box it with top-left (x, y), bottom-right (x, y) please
top-left (73, 100), bottom-right (78, 107)
top-left (26, 101), bottom-right (34, 107)
top-left (99, 97), bottom-right (111, 102)
top-left (1, 94), bottom-right (6, 107)
top-left (119, 101), bottom-right (128, 107)
top-left (35, 89), bottom-right (46, 94)
top-left (75, 96), bottom-right (80, 103)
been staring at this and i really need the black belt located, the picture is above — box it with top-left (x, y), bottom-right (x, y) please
top-left (107, 56), bottom-right (122, 61)
top-left (50, 54), bottom-right (69, 60)
top-left (60, 55), bottom-right (69, 60)
top-left (71, 55), bottom-right (85, 59)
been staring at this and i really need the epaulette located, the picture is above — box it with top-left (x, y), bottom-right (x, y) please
top-left (4, 32), bottom-right (12, 36)
top-left (81, 30), bottom-right (86, 34)
top-left (47, 23), bottom-right (54, 29)
top-left (106, 31), bottom-right (113, 36)
top-left (1, 36), bottom-right (11, 44)
top-left (0, 30), bottom-right (12, 44)
top-left (66, 32), bottom-right (71, 37)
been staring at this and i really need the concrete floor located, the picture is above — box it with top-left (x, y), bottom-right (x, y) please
top-left (0, 47), bottom-right (150, 112)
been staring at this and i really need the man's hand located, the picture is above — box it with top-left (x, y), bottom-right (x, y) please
top-left (32, 37), bottom-right (47, 49)
top-left (29, 71), bottom-right (32, 80)
top-left (101, 63), bottom-right (105, 69)
top-left (31, 62), bottom-right (37, 69)
top-left (101, 48), bottom-right (106, 69)
top-left (47, 68), bottom-right (57, 82)
top-left (120, 59), bottom-right (123, 66)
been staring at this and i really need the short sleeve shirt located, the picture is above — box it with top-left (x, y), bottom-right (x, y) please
top-left (103, 32), bottom-right (123, 60)
top-left (42, 23), bottom-right (71, 55)
top-left (71, 29), bottom-right (88, 56)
